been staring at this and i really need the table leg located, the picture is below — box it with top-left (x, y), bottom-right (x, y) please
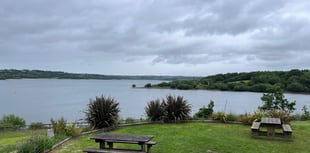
top-left (99, 141), bottom-right (106, 149)
top-left (107, 142), bottom-right (114, 149)
top-left (147, 144), bottom-right (152, 153)
top-left (267, 126), bottom-right (275, 136)
top-left (139, 142), bottom-right (145, 152)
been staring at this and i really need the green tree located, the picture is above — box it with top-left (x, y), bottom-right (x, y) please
top-left (144, 83), bottom-right (152, 88)
top-left (0, 114), bottom-right (26, 129)
top-left (301, 105), bottom-right (310, 120)
top-left (85, 95), bottom-right (120, 129)
top-left (258, 87), bottom-right (296, 123)
top-left (259, 88), bottom-right (296, 113)
top-left (194, 100), bottom-right (214, 119)
top-left (287, 82), bottom-right (304, 92)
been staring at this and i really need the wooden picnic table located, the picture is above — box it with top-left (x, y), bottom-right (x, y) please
top-left (251, 117), bottom-right (292, 140)
top-left (84, 133), bottom-right (156, 153)
top-left (260, 117), bottom-right (282, 136)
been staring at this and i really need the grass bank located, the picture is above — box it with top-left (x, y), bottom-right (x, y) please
top-left (0, 129), bottom-right (46, 147)
top-left (52, 121), bottom-right (310, 153)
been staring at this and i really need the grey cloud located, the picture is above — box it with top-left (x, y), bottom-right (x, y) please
top-left (1, 0), bottom-right (310, 75)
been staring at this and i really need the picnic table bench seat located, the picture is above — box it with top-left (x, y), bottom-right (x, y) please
top-left (282, 124), bottom-right (292, 138)
top-left (83, 148), bottom-right (144, 153)
top-left (251, 122), bottom-right (261, 137)
top-left (282, 124), bottom-right (292, 133)
top-left (251, 122), bottom-right (261, 130)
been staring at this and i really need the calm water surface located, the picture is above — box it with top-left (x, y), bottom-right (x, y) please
top-left (0, 79), bottom-right (309, 123)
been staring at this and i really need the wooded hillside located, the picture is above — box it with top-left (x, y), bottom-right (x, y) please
top-left (151, 69), bottom-right (310, 93)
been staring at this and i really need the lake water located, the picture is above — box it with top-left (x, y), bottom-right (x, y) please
top-left (0, 79), bottom-right (309, 124)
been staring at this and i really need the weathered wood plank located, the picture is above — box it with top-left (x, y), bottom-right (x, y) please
top-left (282, 124), bottom-right (292, 132)
top-left (251, 122), bottom-right (260, 130)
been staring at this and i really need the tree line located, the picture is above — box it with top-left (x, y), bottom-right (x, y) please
top-left (150, 69), bottom-right (310, 93)
top-left (0, 69), bottom-right (200, 80)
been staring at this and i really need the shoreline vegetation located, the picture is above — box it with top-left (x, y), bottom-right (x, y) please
top-left (0, 69), bottom-right (200, 81)
top-left (145, 69), bottom-right (310, 94)
top-left (1, 69), bottom-right (310, 94)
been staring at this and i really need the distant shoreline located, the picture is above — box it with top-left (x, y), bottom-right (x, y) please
top-left (0, 69), bottom-right (201, 81)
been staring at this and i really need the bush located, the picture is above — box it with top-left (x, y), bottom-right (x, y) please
top-left (50, 117), bottom-right (67, 136)
top-left (251, 111), bottom-right (268, 122)
top-left (239, 111), bottom-right (268, 125)
top-left (301, 105), bottom-right (310, 120)
top-left (0, 114), bottom-right (26, 130)
top-left (125, 117), bottom-right (137, 124)
top-left (29, 122), bottom-right (46, 130)
top-left (144, 83), bottom-right (152, 88)
top-left (193, 100), bottom-right (214, 119)
top-left (145, 95), bottom-right (192, 122)
top-left (239, 113), bottom-right (253, 125)
top-left (85, 95), bottom-right (120, 129)
top-left (50, 117), bottom-right (80, 136)
top-left (145, 99), bottom-right (165, 121)
top-left (211, 112), bottom-right (226, 122)
top-left (163, 95), bottom-right (191, 122)
top-left (16, 135), bottom-right (53, 153)
top-left (225, 112), bottom-right (238, 121)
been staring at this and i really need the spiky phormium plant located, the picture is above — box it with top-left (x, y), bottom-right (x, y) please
top-left (163, 95), bottom-right (191, 121)
top-left (145, 99), bottom-right (165, 121)
top-left (85, 95), bottom-right (120, 129)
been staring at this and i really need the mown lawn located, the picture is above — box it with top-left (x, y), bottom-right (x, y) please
top-left (52, 121), bottom-right (310, 153)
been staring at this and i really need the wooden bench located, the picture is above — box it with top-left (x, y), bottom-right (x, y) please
top-left (282, 124), bottom-right (292, 138)
top-left (83, 148), bottom-right (144, 153)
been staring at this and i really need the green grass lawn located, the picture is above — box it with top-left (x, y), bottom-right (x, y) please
top-left (0, 129), bottom-right (46, 147)
top-left (0, 129), bottom-right (47, 153)
top-left (51, 121), bottom-right (310, 153)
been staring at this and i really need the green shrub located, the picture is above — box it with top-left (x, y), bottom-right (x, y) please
top-left (211, 112), bottom-right (226, 122)
top-left (193, 100), bottom-right (214, 119)
top-left (145, 99), bottom-right (165, 121)
top-left (239, 111), bottom-right (268, 125)
top-left (124, 117), bottom-right (137, 124)
top-left (163, 95), bottom-right (191, 122)
top-left (51, 117), bottom-right (67, 136)
top-left (0, 144), bottom-right (17, 153)
top-left (146, 95), bottom-right (192, 122)
top-left (251, 111), bottom-right (268, 122)
top-left (225, 112), bottom-right (238, 121)
top-left (29, 122), bottom-right (46, 130)
top-left (50, 118), bottom-right (80, 136)
top-left (144, 83), bottom-right (152, 88)
top-left (85, 95), bottom-right (120, 129)
top-left (301, 105), bottom-right (310, 120)
top-left (0, 114), bottom-right (26, 130)
top-left (239, 112), bottom-right (253, 125)
top-left (16, 135), bottom-right (53, 153)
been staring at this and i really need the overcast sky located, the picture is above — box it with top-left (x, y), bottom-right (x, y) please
top-left (1, 0), bottom-right (310, 76)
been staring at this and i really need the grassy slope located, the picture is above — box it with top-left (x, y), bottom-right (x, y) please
top-left (53, 121), bottom-right (310, 153)
top-left (0, 130), bottom-right (46, 152)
